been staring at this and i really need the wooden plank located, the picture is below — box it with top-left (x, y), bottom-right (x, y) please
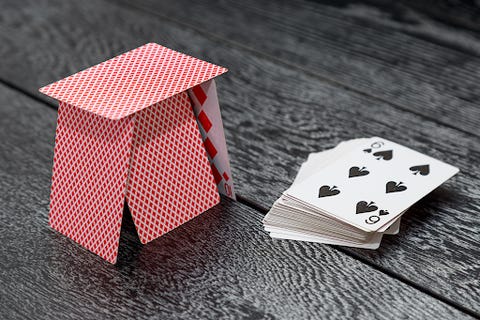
top-left (369, 0), bottom-right (480, 33)
top-left (114, 0), bottom-right (480, 136)
top-left (0, 0), bottom-right (479, 315)
top-left (1, 85), bottom-right (472, 320)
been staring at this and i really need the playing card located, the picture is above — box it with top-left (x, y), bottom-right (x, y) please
top-left (264, 136), bottom-right (456, 249)
top-left (264, 140), bottom-right (399, 250)
top-left (292, 140), bottom-right (402, 234)
top-left (126, 91), bottom-right (220, 245)
top-left (286, 137), bottom-right (459, 232)
top-left (293, 139), bottom-right (368, 184)
top-left (189, 79), bottom-right (235, 199)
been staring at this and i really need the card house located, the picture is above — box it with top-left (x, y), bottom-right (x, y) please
top-left (39, 43), bottom-right (234, 263)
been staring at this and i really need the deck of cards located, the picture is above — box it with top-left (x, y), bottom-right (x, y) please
top-left (263, 137), bottom-right (459, 249)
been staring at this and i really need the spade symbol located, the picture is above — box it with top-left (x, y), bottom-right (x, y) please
top-left (318, 185), bottom-right (340, 198)
top-left (410, 164), bottom-right (430, 176)
top-left (363, 148), bottom-right (372, 153)
top-left (373, 150), bottom-right (393, 160)
top-left (379, 210), bottom-right (389, 216)
top-left (356, 201), bottom-right (378, 214)
top-left (349, 166), bottom-right (370, 178)
top-left (386, 181), bottom-right (407, 193)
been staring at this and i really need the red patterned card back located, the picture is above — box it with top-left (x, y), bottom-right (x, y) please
top-left (49, 102), bottom-right (134, 263)
top-left (126, 91), bottom-right (220, 244)
top-left (39, 43), bottom-right (227, 120)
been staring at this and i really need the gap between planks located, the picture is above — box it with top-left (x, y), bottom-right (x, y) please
top-left (2, 78), bottom-right (478, 319)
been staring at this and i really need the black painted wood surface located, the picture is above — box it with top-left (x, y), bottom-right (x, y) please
top-left (1, 84), bottom-right (472, 319)
top-left (119, 0), bottom-right (480, 136)
top-left (367, 0), bottom-right (480, 33)
top-left (0, 0), bottom-right (479, 318)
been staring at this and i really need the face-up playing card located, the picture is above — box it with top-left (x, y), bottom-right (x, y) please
top-left (285, 137), bottom-right (459, 232)
top-left (264, 139), bottom-right (399, 249)
top-left (293, 139), bottom-right (368, 184)
top-left (264, 137), bottom-right (457, 249)
top-left (292, 139), bottom-right (401, 234)
top-left (189, 79), bottom-right (235, 199)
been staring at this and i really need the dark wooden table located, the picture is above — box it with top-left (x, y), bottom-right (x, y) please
top-left (1, 0), bottom-right (479, 319)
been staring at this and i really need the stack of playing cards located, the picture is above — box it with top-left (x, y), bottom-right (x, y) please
top-left (263, 137), bottom-right (459, 249)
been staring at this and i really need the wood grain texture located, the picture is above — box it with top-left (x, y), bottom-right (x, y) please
top-left (0, 85), bottom-right (472, 320)
top-left (0, 0), bottom-right (479, 316)
top-left (117, 0), bottom-right (480, 136)
top-left (366, 0), bottom-right (480, 33)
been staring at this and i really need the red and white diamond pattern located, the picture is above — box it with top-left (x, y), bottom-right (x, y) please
top-left (126, 91), bottom-right (220, 244)
top-left (189, 81), bottom-right (235, 199)
top-left (42, 43), bottom-right (228, 263)
top-left (50, 93), bottom-right (220, 262)
top-left (49, 102), bottom-right (134, 264)
top-left (39, 43), bottom-right (227, 120)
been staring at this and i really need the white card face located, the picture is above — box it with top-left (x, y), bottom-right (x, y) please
top-left (291, 138), bottom-right (401, 232)
top-left (286, 137), bottom-right (459, 232)
top-left (188, 80), bottom-right (235, 199)
top-left (293, 139), bottom-right (368, 185)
